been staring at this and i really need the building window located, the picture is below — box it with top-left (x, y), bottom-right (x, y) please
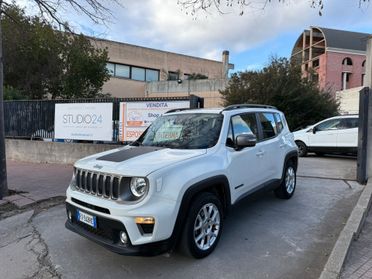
top-left (342, 72), bottom-right (351, 90)
top-left (342, 57), bottom-right (353, 66)
top-left (106, 62), bottom-right (160, 82)
top-left (146, 69), bottom-right (159, 81)
top-left (168, 71), bottom-right (179, 80)
top-left (132, 67), bottom-right (145, 81)
top-left (115, 64), bottom-right (130, 78)
top-left (106, 63), bottom-right (115, 76)
top-left (312, 59), bottom-right (319, 68)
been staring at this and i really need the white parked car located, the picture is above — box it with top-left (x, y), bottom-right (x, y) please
top-left (65, 104), bottom-right (298, 258)
top-left (293, 115), bottom-right (358, 157)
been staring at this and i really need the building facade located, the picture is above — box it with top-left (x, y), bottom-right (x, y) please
top-left (291, 27), bottom-right (369, 94)
top-left (89, 37), bottom-right (233, 105)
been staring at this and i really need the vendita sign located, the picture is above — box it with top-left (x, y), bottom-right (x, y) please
top-left (54, 103), bottom-right (113, 141)
top-left (119, 101), bottom-right (190, 142)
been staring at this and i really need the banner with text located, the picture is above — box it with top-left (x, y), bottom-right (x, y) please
top-left (119, 101), bottom-right (190, 142)
top-left (55, 103), bottom-right (113, 141)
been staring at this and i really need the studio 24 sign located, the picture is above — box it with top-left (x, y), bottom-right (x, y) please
top-left (54, 103), bottom-right (113, 141)
top-left (119, 101), bottom-right (190, 142)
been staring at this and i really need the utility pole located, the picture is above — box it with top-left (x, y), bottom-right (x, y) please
top-left (0, 2), bottom-right (8, 199)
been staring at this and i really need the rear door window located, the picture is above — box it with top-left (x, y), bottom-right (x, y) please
top-left (316, 119), bottom-right (342, 131)
top-left (258, 113), bottom-right (277, 139)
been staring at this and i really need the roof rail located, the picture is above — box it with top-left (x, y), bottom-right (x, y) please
top-left (222, 104), bottom-right (277, 112)
top-left (165, 108), bottom-right (192, 114)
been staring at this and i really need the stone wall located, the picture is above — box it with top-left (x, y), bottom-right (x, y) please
top-left (6, 139), bottom-right (119, 164)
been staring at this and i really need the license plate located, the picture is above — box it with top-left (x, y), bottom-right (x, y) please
top-left (76, 210), bottom-right (97, 228)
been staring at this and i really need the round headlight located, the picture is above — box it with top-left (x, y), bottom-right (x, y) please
top-left (130, 178), bottom-right (148, 198)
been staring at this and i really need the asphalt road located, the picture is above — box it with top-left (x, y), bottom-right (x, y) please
top-left (1, 156), bottom-right (361, 279)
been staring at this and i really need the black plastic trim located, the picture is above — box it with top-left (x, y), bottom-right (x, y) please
top-left (234, 179), bottom-right (281, 204)
top-left (169, 175), bottom-right (231, 249)
top-left (71, 198), bottom-right (110, 214)
top-left (222, 104), bottom-right (277, 111)
top-left (307, 146), bottom-right (357, 155)
top-left (65, 202), bottom-right (171, 256)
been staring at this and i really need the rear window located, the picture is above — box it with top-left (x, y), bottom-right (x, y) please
top-left (340, 118), bottom-right (359, 129)
top-left (274, 113), bottom-right (284, 134)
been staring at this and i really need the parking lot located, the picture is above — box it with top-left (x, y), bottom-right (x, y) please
top-left (0, 155), bottom-right (360, 279)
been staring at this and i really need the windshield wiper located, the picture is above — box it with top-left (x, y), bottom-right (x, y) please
top-left (130, 140), bottom-right (143, 146)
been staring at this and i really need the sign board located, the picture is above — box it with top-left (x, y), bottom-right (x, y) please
top-left (119, 101), bottom-right (190, 142)
top-left (54, 103), bottom-right (113, 141)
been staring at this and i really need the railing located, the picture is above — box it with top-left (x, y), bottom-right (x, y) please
top-left (4, 96), bottom-right (203, 142)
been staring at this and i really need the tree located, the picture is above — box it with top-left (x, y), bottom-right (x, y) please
top-left (220, 57), bottom-right (339, 130)
top-left (178, 0), bottom-right (369, 16)
top-left (0, 0), bottom-right (119, 199)
top-left (2, 5), bottom-right (109, 100)
top-left (4, 86), bottom-right (27, 100)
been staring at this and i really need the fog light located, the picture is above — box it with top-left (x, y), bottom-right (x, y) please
top-left (67, 210), bottom-right (72, 221)
top-left (135, 217), bottom-right (155, 224)
top-left (120, 231), bottom-right (128, 244)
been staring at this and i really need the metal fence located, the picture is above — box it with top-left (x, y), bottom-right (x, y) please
top-left (4, 95), bottom-right (203, 142)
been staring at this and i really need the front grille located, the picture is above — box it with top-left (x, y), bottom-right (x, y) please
top-left (75, 168), bottom-right (124, 200)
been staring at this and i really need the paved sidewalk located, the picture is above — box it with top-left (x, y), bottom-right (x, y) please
top-left (341, 207), bottom-right (372, 279)
top-left (3, 160), bottom-right (72, 208)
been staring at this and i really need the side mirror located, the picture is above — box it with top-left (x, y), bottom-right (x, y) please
top-left (313, 127), bottom-right (317, 134)
top-left (235, 133), bottom-right (257, 150)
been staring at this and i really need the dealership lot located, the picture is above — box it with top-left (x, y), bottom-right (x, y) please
top-left (2, 156), bottom-right (356, 279)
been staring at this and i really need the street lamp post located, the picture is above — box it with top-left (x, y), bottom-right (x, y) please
top-left (0, 5), bottom-right (8, 199)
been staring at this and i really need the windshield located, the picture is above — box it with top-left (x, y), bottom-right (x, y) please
top-left (132, 113), bottom-right (223, 149)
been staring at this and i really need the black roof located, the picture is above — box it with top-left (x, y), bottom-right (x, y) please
top-left (316, 27), bottom-right (370, 52)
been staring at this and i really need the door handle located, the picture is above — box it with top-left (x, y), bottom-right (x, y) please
top-left (256, 151), bottom-right (265, 157)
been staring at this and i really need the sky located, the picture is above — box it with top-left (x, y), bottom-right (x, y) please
top-left (22, 0), bottom-right (372, 73)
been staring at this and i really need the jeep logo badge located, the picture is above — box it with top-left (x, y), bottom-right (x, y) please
top-left (93, 164), bottom-right (103, 169)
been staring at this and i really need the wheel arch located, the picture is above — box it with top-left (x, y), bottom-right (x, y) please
top-left (170, 175), bottom-right (231, 249)
top-left (283, 151), bottom-right (299, 177)
top-left (295, 139), bottom-right (306, 147)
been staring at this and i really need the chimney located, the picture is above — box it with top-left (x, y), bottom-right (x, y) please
top-left (222, 50), bottom-right (230, 80)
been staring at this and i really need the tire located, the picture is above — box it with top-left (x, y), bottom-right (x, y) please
top-left (179, 192), bottom-right (223, 258)
top-left (275, 161), bottom-right (296, 199)
top-left (296, 141), bottom-right (307, 157)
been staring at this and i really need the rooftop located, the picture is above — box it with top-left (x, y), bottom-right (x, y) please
top-left (315, 27), bottom-right (370, 52)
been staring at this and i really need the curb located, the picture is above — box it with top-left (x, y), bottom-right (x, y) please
top-left (319, 181), bottom-right (372, 279)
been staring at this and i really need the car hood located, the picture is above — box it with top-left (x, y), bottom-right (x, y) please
top-left (293, 127), bottom-right (311, 136)
top-left (74, 145), bottom-right (207, 177)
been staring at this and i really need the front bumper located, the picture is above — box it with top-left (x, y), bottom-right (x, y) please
top-left (65, 202), bottom-right (172, 256)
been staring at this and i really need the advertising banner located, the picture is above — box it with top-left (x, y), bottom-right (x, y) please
top-left (119, 101), bottom-right (190, 142)
top-left (54, 103), bottom-right (113, 141)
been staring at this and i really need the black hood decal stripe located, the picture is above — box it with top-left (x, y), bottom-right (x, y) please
top-left (97, 146), bottom-right (163, 162)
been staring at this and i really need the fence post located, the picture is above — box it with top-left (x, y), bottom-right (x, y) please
top-left (357, 87), bottom-right (370, 184)
top-left (365, 36), bottom-right (372, 181)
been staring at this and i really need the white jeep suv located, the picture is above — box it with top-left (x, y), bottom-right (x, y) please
top-left (65, 104), bottom-right (298, 258)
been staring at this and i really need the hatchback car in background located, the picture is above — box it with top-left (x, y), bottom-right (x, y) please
top-left (293, 115), bottom-right (358, 157)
